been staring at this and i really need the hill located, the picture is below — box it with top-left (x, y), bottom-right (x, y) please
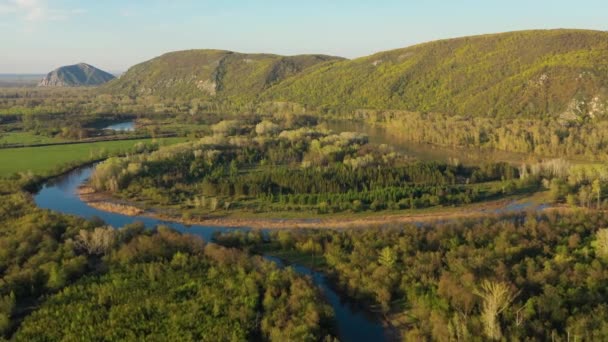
top-left (263, 29), bottom-right (608, 119)
top-left (38, 63), bottom-right (116, 87)
top-left (104, 50), bottom-right (343, 103)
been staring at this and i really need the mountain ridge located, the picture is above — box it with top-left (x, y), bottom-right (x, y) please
top-left (262, 29), bottom-right (608, 119)
top-left (103, 50), bottom-right (344, 103)
top-left (105, 29), bottom-right (608, 119)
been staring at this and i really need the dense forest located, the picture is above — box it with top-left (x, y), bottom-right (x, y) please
top-left (263, 30), bottom-right (608, 119)
top-left (0, 189), bottom-right (335, 341)
top-left (217, 211), bottom-right (608, 341)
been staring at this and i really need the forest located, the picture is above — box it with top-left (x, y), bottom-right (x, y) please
top-left (0, 189), bottom-right (335, 341)
top-left (216, 211), bottom-right (608, 341)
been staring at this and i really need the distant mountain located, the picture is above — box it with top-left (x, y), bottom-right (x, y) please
top-left (38, 63), bottom-right (116, 87)
top-left (104, 50), bottom-right (343, 102)
top-left (263, 29), bottom-right (608, 118)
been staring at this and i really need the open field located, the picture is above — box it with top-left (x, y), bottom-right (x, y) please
top-left (0, 132), bottom-right (63, 146)
top-left (0, 137), bottom-right (185, 177)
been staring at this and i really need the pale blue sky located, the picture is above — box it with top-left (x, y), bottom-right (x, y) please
top-left (1, 0), bottom-right (606, 73)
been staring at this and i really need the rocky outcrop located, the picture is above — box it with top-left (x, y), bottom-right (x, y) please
top-left (38, 63), bottom-right (115, 87)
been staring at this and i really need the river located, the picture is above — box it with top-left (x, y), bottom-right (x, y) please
top-left (33, 165), bottom-right (387, 342)
top-left (103, 121), bottom-right (135, 132)
top-left (30, 120), bottom-right (545, 341)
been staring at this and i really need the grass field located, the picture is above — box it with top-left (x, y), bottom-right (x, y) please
top-left (0, 132), bottom-right (63, 146)
top-left (0, 137), bottom-right (186, 177)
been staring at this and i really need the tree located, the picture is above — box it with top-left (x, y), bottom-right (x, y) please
top-left (378, 246), bottom-right (397, 268)
top-left (75, 227), bottom-right (116, 255)
top-left (595, 228), bottom-right (608, 260)
top-left (255, 120), bottom-right (280, 136)
top-left (549, 178), bottom-right (568, 203)
top-left (592, 179), bottom-right (602, 209)
top-left (578, 186), bottom-right (591, 209)
top-left (474, 281), bottom-right (519, 340)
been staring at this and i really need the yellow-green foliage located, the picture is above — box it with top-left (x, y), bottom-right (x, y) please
top-left (264, 29), bottom-right (608, 118)
top-left (104, 50), bottom-right (342, 104)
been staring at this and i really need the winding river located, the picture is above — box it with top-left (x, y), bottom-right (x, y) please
top-left (33, 165), bottom-right (386, 342)
top-left (31, 120), bottom-right (550, 341)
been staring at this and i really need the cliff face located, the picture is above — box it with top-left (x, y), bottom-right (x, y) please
top-left (38, 63), bottom-right (116, 87)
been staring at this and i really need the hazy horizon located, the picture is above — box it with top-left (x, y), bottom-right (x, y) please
top-left (1, 0), bottom-right (606, 73)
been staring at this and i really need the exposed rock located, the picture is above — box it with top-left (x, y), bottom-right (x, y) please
top-left (197, 79), bottom-right (217, 95)
top-left (38, 63), bottom-right (115, 87)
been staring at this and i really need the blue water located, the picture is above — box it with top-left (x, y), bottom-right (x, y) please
top-left (34, 166), bottom-right (242, 241)
top-left (33, 165), bottom-right (387, 342)
top-left (103, 121), bottom-right (135, 132)
top-left (265, 256), bottom-right (386, 342)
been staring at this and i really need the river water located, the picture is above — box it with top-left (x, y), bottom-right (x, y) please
top-left (103, 121), bottom-right (135, 132)
top-left (33, 165), bottom-right (386, 342)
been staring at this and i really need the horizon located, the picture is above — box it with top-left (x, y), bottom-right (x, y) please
top-left (1, 0), bottom-right (607, 73)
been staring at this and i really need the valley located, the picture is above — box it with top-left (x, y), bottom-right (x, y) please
top-left (2, 28), bottom-right (608, 341)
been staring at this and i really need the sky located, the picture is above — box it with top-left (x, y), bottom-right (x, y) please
top-left (0, 0), bottom-right (606, 73)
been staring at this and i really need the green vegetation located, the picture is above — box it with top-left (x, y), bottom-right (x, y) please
top-left (98, 30), bottom-right (608, 121)
top-left (0, 132), bottom-right (61, 147)
top-left (87, 119), bottom-right (535, 218)
top-left (371, 113), bottom-right (608, 160)
top-left (0, 128), bottom-right (335, 341)
top-left (0, 137), bottom-right (184, 177)
top-left (265, 29), bottom-right (608, 119)
top-left (104, 50), bottom-right (343, 105)
top-left (0, 191), bottom-right (92, 336)
top-left (0, 191), bottom-right (334, 340)
top-left (217, 211), bottom-right (608, 341)
top-left (4, 30), bottom-right (608, 159)
top-left (3, 28), bottom-right (608, 341)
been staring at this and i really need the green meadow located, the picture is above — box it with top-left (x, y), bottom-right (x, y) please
top-left (0, 132), bottom-right (63, 146)
top-left (0, 137), bottom-right (185, 177)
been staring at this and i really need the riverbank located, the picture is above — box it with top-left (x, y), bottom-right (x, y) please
top-left (78, 186), bottom-right (144, 216)
top-left (35, 164), bottom-right (390, 341)
top-left (262, 248), bottom-right (401, 341)
top-left (77, 187), bottom-right (556, 229)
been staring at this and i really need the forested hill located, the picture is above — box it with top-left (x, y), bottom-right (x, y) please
top-left (103, 30), bottom-right (608, 119)
top-left (103, 50), bottom-right (343, 103)
top-left (38, 63), bottom-right (116, 87)
top-left (264, 29), bottom-right (608, 118)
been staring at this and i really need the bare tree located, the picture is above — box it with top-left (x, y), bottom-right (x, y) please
top-left (474, 280), bottom-right (519, 340)
top-left (76, 227), bottom-right (116, 255)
